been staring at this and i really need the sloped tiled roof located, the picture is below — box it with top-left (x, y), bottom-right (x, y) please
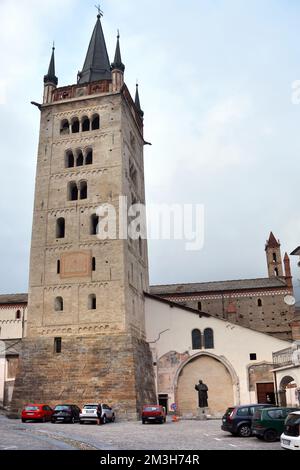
top-left (0, 294), bottom-right (28, 305)
top-left (150, 277), bottom-right (287, 296)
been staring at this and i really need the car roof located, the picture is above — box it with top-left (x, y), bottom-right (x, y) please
top-left (236, 404), bottom-right (272, 407)
top-left (25, 404), bottom-right (47, 406)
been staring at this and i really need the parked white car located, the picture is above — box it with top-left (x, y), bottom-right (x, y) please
top-left (79, 403), bottom-right (115, 425)
top-left (281, 411), bottom-right (300, 450)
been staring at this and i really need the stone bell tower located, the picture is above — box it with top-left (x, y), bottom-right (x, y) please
top-left (12, 12), bottom-right (156, 419)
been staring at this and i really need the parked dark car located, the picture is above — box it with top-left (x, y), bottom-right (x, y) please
top-left (21, 404), bottom-right (54, 423)
top-left (142, 405), bottom-right (166, 424)
top-left (252, 407), bottom-right (300, 442)
top-left (51, 405), bottom-right (81, 424)
top-left (221, 404), bottom-right (276, 437)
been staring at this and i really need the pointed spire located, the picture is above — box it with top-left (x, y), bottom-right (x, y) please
top-left (135, 83), bottom-right (144, 118)
top-left (111, 31), bottom-right (125, 72)
top-left (44, 45), bottom-right (58, 86)
top-left (266, 232), bottom-right (281, 249)
top-left (78, 13), bottom-right (111, 84)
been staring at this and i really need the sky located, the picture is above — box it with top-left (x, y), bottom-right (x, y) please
top-left (0, 0), bottom-right (300, 298)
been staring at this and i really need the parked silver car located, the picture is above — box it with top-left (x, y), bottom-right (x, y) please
top-left (79, 403), bottom-right (115, 424)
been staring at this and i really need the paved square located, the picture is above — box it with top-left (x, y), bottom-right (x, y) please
top-left (0, 415), bottom-right (281, 450)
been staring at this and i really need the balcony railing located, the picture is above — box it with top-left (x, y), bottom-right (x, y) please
top-left (273, 343), bottom-right (300, 369)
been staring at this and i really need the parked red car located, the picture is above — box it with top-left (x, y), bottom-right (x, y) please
top-left (21, 404), bottom-right (54, 423)
top-left (142, 405), bottom-right (166, 424)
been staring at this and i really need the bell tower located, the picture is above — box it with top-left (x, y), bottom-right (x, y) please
top-left (12, 12), bottom-right (156, 419)
top-left (265, 232), bottom-right (284, 278)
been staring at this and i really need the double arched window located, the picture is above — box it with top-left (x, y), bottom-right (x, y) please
top-left (65, 148), bottom-right (93, 168)
top-left (68, 181), bottom-right (88, 201)
top-left (192, 328), bottom-right (214, 350)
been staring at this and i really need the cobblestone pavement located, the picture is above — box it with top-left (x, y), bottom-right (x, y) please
top-left (0, 415), bottom-right (281, 450)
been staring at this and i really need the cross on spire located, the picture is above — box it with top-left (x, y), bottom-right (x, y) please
top-left (95, 4), bottom-right (103, 18)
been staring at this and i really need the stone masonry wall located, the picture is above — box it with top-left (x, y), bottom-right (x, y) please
top-left (11, 334), bottom-right (156, 420)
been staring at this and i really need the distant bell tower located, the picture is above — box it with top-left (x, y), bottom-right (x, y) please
top-left (12, 12), bottom-right (156, 419)
top-left (265, 232), bottom-right (284, 278)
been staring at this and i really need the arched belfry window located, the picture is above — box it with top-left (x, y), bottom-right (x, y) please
top-left (76, 149), bottom-right (84, 167)
top-left (192, 329), bottom-right (202, 350)
top-left (68, 182), bottom-right (78, 201)
top-left (274, 268), bottom-right (279, 277)
top-left (88, 294), bottom-right (97, 310)
top-left (54, 297), bottom-right (64, 312)
top-left (82, 116), bottom-right (90, 132)
top-left (258, 298), bottom-right (263, 307)
top-left (204, 328), bottom-right (214, 349)
top-left (91, 214), bottom-right (99, 235)
top-left (71, 117), bottom-right (80, 133)
top-left (79, 181), bottom-right (87, 200)
top-left (273, 253), bottom-right (277, 263)
top-left (60, 119), bottom-right (70, 135)
top-left (65, 150), bottom-right (74, 168)
top-left (56, 218), bottom-right (65, 239)
top-left (92, 114), bottom-right (100, 130)
top-left (85, 148), bottom-right (93, 165)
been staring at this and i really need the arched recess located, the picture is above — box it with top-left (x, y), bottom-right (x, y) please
top-left (174, 351), bottom-right (239, 416)
top-left (279, 375), bottom-right (297, 407)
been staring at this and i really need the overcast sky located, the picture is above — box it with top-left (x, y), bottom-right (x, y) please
top-left (0, 0), bottom-right (300, 297)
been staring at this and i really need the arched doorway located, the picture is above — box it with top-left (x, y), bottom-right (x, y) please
top-left (279, 376), bottom-right (298, 407)
top-left (175, 353), bottom-right (236, 416)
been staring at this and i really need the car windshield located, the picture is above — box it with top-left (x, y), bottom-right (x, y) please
top-left (144, 406), bottom-right (160, 411)
top-left (285, 414), bottom-right (300, 426)
top-left (54, 406), bottom-right (71, 411)
top-left (84, 405), bottom-right (98, 409)
top-left (25, 406), bottom-right (39, 411)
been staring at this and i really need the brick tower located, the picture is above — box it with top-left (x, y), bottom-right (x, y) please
top-left (265, 232), bottom-right (284, 278)
top-left (11, 13), bottom-right (156, 419)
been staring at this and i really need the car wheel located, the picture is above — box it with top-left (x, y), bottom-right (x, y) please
top-left (71, 417), bottom-right (75, 424)
top-left (102, 415), bottom-right (107, 425)
top-left (264, 429), bottom-right (278, 443)
top-left (142, 419), bottom-right (146, 424)
top-left (238, 424), bottom-right (251, 438)
top-left (79, 421), bottom-right (84, 425)
top-left (111, 414), bottom-right (115, 423)
top-left (21, 419), bottom-right (26, 423)
top-left (42, 417), bottom-right (46, 423)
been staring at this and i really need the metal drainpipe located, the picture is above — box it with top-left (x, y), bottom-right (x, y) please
top-left (273, 370), bottom-right (279, 406)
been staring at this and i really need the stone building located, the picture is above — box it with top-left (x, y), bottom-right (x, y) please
top-left (0, 294), bottom-right (27, 407)
top-left (151, 232), bottom-right (295, 341)
top-left (11, 13), bottom-right (156, 419)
